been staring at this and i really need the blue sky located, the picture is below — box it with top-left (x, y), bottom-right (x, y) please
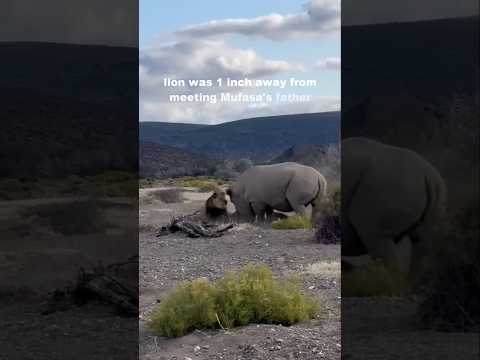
top-left (139, 0), bottom-right (340, 123)
top-left (140, 0), bottom-right (304, 46)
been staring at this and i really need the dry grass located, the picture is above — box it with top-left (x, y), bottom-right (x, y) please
top-left (305, 261), bottom-right (341, 278)
top-left (272, 215), bottom-right (313, 230)
top-left (342, 262), bottom-right (409, 297)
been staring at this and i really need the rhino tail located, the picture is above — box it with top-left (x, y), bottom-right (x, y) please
top-left (311, 175), bottom-right (328, 213)
top-left (410, 175), bottom-right (443, 244)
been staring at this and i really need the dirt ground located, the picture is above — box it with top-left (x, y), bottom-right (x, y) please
top-left (139, 187), bottom-right (341, 360)
top-left (0, 197), bottom-right (138, 360)
top-left (341, 297), bottom-right (479, 360)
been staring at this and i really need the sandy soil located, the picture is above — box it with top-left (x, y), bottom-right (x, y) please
top-left (139, 187), bottom-right (341, 360)
top-left (342, 297), bottom-right (479, 360)
top-left (0, 197), bottom-right (138, 360)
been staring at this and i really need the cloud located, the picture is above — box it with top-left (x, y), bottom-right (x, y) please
top-left (140, 38), bottom-right (304, 108)
top-left (316, 57), bottom-right (341, 70)
top-left (176, 0), bottom-right (340, 40)
top-left (141, 39), bottom-right (302, 84)
top-left (139, 0), bottom-right (340, 123)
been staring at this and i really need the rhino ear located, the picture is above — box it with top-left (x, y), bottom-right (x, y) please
top-left (226, 187), bottom-right (233, 197)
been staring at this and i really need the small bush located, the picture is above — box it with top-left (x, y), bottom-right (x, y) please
top-left (272, 215), bottom-right (312, 230)
top-left (315, 215), bottom-right (341, 244)
top-left (342, 262), bottom-right (408, 297)
top-left (418, 261), bottom-right (479, 332)
top-left (0, 178), bottom-right (30, 200)
top-left (415, 198), bottom-right (479, 331)
top-left (148, 265), bottom-right (320, 337)
top-left (150, 188), bottom-right (184, 203)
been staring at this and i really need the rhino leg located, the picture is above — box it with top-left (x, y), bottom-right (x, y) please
top-left (250, 201), bottom-right (268, 222)
top-left (264, 206), bottom-right (274, 221)
top-left (290, 202), bottom-right (307, 218)
top-left (233, 198), bottom-right (255, 222)
top-left (360, 233), bottom-right (405, 274)
top-left (408, 241), bottom-right (426, 289)
top-left (285, 180), bottom-right (314, 219)
top-left (285, 191), bottom-right (308, 218)
top-left (395, 235), bottom-right (413, 274)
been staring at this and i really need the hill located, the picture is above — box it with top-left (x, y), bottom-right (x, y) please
top-left (140, 112), bottom-right (340, 161)
top-left (342, 16), bottom-right (478, 109)
top-left (0, 42), bottom-right (138, 176)
top-left (269, 144), bottom-right (340, 183)
top-left (140, 142), bottom-right (215, 178)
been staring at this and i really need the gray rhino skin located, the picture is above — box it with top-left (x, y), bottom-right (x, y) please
top-left (227, 162), bottom-right (327, 222)
top-left (342, 137), bottom-right (447, 275)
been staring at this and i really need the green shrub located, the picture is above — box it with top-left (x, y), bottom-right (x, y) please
top-left (342, 262), bottom-right (408, 297)
top-left (272, 215), bottom-right (312, 230)
top-left (418, 261), bottom-right (479, 332)
top-left (416, 200), bottom-right (480, 331)
top-left (148, 279), bottom-right (218, 337)
top-left (0, 178), bottom-right (30, 200)
top-left (148, 265), bottom-right (320, 337)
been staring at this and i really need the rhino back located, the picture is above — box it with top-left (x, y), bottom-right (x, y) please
top-left (343, 137), bottom-right (445, 238)
top-left (238, 162), bottom-right (321, 205)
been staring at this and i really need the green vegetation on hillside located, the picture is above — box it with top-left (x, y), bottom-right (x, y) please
top-left (0, 171), bottom-right (137, 200)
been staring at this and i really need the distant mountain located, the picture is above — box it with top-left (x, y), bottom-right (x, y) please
top-left (270, 144), bottom-right (330, 166)
top-left (269, 144), bottom-right (340, 183)
top-left (140, 112), bottom-right (340, 161)
top-left (0, 42), bottom-right (137, 176)
top-left (140, 142), bottom-right (215, 178)
top-left (0, 42), bottom-right (138, 109)
top-left (342, 16), bottom-right (478, 109)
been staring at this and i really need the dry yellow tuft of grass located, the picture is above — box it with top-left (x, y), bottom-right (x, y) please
top-left (305, 261), bottom-right (341, 278)
top-left (342, 262), bottom-right (409, 297)
top-left (272, 215), bottom-right (313, 230)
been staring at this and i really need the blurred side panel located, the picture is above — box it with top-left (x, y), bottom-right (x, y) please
top-left (0, 1), bottom-right (139, 359)
top-left (341, 1), bottom-right (479, 359)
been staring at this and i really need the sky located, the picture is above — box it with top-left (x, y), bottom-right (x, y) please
top-left (139, 0), bottom-right (341, 124)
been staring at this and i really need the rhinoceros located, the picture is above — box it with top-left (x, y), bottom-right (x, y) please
top-left (226, 162), bottom-right (327, 222)
top-left (342, 137), bottom-right (447, 276)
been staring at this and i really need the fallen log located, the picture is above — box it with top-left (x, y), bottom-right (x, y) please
top-left (157, 214), bottom-right (235, 238)
top-left (42, 258), bottom-right (138, 317)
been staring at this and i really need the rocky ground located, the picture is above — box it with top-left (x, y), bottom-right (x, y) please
top-left (0, 196), bottom-right (138, 360)
top-left (342, 296), bottom-right (479, 360)
top-left (139, 187), bottom-right (341, 360)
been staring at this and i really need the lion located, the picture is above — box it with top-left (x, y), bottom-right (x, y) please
top-left (205, 187), bottom-right (229, 219)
